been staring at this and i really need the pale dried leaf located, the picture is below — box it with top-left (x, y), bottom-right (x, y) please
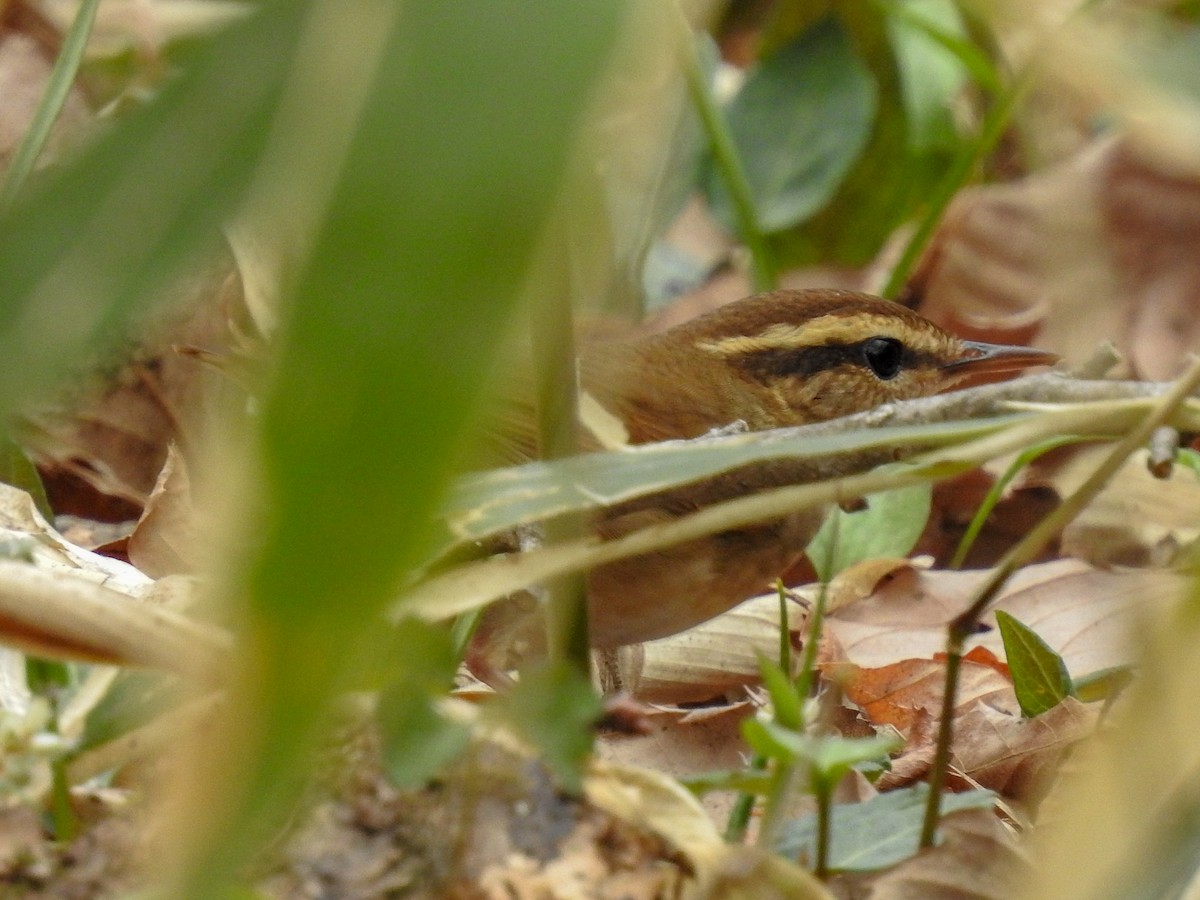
top-left (0, 558), bottom-right (225, 671)
top-left (585, 761), bottom-right (831, 899)
top-left (632, 594), bottom-right (804, 704)
top-left (1024, 446), bottom-right (1200, 567)
top-left (822, 558), bottom-right (1184, 681)
top-left (24, 259), bottom-right (238, 508)
top-left (596, 702), bottom-right (753, 824)
top-left (127, 444), bottom-right (198, 577)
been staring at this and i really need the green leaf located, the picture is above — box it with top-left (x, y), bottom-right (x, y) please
top-left (758, 654), bottom-right (803, 731)
top-left (1072, 665), bottom-right (1135, 704)
top-left (680, 768), bottom-right (775, 796)
top-left (444, 416), bottom-right (1011, 546)
top-left (742, 717), bottom-right (804, 761)
top-left (776, 783), bottom-right (995, 871)
top-left (122, 2), bottom-right (625, 891)
top-left (1177, 447), bottom-right (1200, 480)
top-left (804, 732), bottom-right (902, 792)
top-left (0, 0), bottom-right (102, 212)
top-left (496, 662), bottom-right (602, 794)
top-left (884, 0), bottom-right (974, 150)
top-left (370, 620), bottom-right (464, 784)
top-left (701, 16), bottom-right (876, 234)
top-left (774, 6), bottom-right (912, 266)
top-left (0, 1), bottom-right (308, 424)
top-left (0, 436), bottom-right (51, 522)
top-left (995, 610), bottom-right (1074, 717)
top-left (77, 670), bottom-right (180, 752)
top-left (806, 481), bottom-right (932, 580)
top-left (741, 721), bottom-right (899, 780)
top-left (883, 0), bottom-right (1003, 102)
top-left (377, 685), bottom-right (471, 790)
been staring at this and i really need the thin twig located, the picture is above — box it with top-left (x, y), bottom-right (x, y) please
top-left (681, 35), bottom-right (777, 292)
top-left (919, 356), bottom-right (1200, 847)
top-left (881, 73), bottom-right (1028, 299)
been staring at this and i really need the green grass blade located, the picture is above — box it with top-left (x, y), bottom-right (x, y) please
top-left (187, 2), bottom-right (626, 892)
top-left (0, 0), bottom-right (102, 213)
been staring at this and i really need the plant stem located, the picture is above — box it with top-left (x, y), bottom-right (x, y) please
top-left (881, 73), bottom-right (1028, 299)
top-left (682, 38), bottom-right (777, 292)
top-left (919, 355), bottom-right (1200, 847)
top-left (814, 783), bottom-right (832, 879)
top-left (0, 0), bottom-right (101, 213)
top-left (530, 261), bottom-right (590, 677)
top-left (724, 761), bottom-right (763, 842)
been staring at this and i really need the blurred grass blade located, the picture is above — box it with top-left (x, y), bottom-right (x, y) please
top-left (0, 0), bottom-right (102, 213)
top-left (0, 0), bottom-right (307, 422)
top-left (188, 1), bottom-right (626, 893)
top-left (950, 434), bottom-right (1102, 569)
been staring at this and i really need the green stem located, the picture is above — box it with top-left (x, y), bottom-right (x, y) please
top-left (0, 0), bottom-right (102, 213)
top-left (920, 356), bottom-right (1200, 847)
top-left (724, 757), bottom-right (764, 842)
top-left (755, 758), bottom-right (796, 850)
top-left (531, 257), bottom-right (589, 678)
top-left (948, 434), bottom-right (1102, 569)
top-left (814, 783), bottom-right (832, 879)
top-left (881, 73), bottom-right (1028, 299)
top-left (682, 38), bottom-right (777, 292)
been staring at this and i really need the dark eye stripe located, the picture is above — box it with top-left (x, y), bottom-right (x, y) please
top-left (730, 341), bottom-right (939, 381)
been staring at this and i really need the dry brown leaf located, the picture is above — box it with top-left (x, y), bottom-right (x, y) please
top-left (0, 482), bottom-right (223, 673)
top-left (630, 593), bottom-right (805, 704)
top-left (25, 260), bottom-right (240, 511)
top-left (596, 702), bottom-right (753, 824)
top-left (905, 135), bottom-right (1200, 381)
top-left (585, 761), bottom-right (830, 899)
top-left (821, 558), bottom-right (1184, 681)
top-left (1021, 445), bottom-right (1200, 567)
top-left (832, 658), bottom-right (1018, 739)
top-left (883, 696), bottom-right (1097, 797)
top-left (127, 444), bottom-right (198, 577)
top-left (949, 697), bottom-right (1097, 799)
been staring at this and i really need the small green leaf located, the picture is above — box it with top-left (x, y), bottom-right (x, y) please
top-left (701, 16), bottom-right (876, 234)
top-left (1073, 665), bottom-right (1135, 704)
top-left (776, 783), bottom-right (995, 871)
top-left (995, 610), bottom-right (1074, 717)
top-left (680, 768), bottom-right (775, 796)
top-left (741, 717), bottom-right (804, 761)
top-left (497, 662), bottom-right (601, 794)
top-left (78, 670), bottom-right (180, 752)
top-left (377, 686), bottom-right (471, 790)
top-left (376, 621), bottom-right (471, 788)
top-left (805, 733), bottom-right (902, 792)
top-left (0, 436), bottom-right (52, 522)
top-left (1177, 447), bottom-right (1200, 480)
top-left (806, 481), bottom-right (932, 580)
top-left (758, 654), bottom-right (803, 731)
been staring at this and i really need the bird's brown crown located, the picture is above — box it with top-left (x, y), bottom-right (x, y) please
top-left (582, 289), bottom-right (1054, 443)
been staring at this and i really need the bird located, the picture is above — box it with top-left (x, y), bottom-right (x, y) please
top-left (473, 288), bottom-right (1058, 658)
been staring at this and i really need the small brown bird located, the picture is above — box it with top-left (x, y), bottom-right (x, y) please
top-left (571, 288), bottom-right (1057, 648)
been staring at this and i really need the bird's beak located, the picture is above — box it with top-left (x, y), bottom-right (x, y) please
top-left (941, 340), bottom-right (1059, 377)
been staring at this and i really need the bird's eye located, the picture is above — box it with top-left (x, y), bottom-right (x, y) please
top-left (862, 337), bottom-right (903, 380)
